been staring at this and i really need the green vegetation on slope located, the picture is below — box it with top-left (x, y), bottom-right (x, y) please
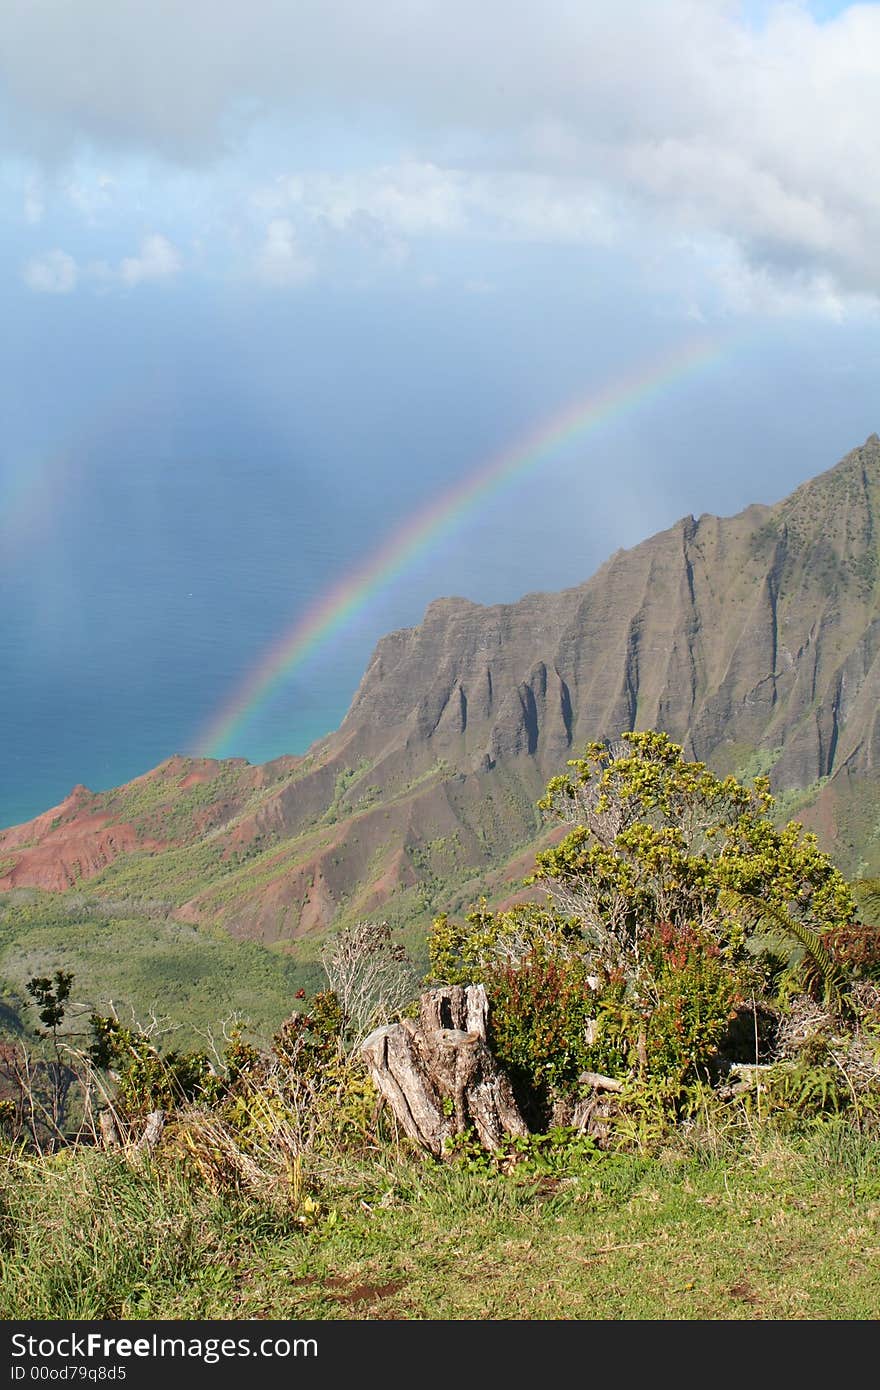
top-left (0, 891), bottom-right (320, 1048)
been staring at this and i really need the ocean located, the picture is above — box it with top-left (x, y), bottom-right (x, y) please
top-left (3, 279), bottom-right (867, 831)
top-left (0, 344), bottom-right (611, 829)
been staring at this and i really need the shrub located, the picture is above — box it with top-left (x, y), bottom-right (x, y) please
top-left (429, 903), bottom-right (583, 984)
top-left (88, 1014), bottom-right (221, 1117)
top-left (320, 921), bottom-right (419, 1043)
top-left (638, 921), bottom-right (744, 1081)
top-left (427, 731), bottom-right (872, 1130)
top-left (482, 951), bottom-right (605, 1094)
top-left (824, 920), bottom-right (880, 979)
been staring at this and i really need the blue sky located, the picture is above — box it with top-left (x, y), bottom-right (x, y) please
top-left (1, 1), bottom-right (879, 815)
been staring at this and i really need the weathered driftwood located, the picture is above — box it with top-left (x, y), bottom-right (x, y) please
top-left (545, 1070), bottom-right (625, 1145)
top-left (568, 1091), bottom-right (620, 1146)
top-left (360, 985), bottom-right (528, 1157)
top-left (578, 1070), bottom-right (623, 1093)
top-left (716, 1061), bottom-right (785, 1099)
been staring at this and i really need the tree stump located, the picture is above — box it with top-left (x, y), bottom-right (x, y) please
top-left (359, 985), bottom-right (528, 1157)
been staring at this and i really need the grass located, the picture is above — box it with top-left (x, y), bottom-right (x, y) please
top-left (1, 1125), bottom-right (879, 1320)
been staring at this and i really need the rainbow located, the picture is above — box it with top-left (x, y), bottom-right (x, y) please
top-left (194, 335), bottom-right (725, 758)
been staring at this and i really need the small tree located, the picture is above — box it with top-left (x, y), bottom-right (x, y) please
top-left (429, 731), bottom-right (861, 1100)
top-left (27, 969), bottom-right (73, 1042)
top-left (25, 969), bottom-right (76, 1140)
top-left (321, 920), bottom-right (419, 1044)
top-left (531, 731), bottom-right (855, 1002)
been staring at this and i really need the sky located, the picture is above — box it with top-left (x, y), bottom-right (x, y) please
top-left (1, 1), bottom-right (879, 818)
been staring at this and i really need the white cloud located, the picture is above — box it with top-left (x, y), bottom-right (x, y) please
top-left (294, 164), bottom-right (466, 237)
top-left (118, 233), bottom-right (181, 286)
top-left (711, 250), bottom-right (872, 323)
top-left (255, 219), bottom-right (315, 287)
top-left (65, 173), bottom-right (115, 225)
top-left (22, 248), bottom-right (78, 293)
top-left (265, 162), bottom-right (613, 248)
top-left (3, 3), bottom-right (880, 304)
top-left (22, 235), bottom-right (183, 294)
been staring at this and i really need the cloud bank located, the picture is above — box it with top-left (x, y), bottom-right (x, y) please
top-left (3, 2), bottom-right (879, 303)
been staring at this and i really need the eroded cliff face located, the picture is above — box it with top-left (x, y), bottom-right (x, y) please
top-left (339, 434), bottom-right (880, 789)
top-left (3, 436), bottom-right (879, 938)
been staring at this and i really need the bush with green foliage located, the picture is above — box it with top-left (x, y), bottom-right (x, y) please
top-left (429, 731), bottom-right (868, 1120)
top-left (482, 951), bottom-right (606, 1093)
top-left (88, 1013), bottom-right (222, 1117)
top-left (637, 920), bottom-right (745, 1080)
top-left (81, 980), bottom-right (379, 1202)
top-left (531, 731), bottom-right (855, 990)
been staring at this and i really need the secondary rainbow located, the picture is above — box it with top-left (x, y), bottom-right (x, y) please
top-left (195, 335), bottom-right (725, 758)
top-left (0, 450), bottom-right (64, 558)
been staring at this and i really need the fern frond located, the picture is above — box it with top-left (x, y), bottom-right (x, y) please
top-left (722, 887), bottom-right (849, 1013)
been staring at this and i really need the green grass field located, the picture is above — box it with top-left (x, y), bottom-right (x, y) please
top-left (2, 1126), bottom-right (878, 1320)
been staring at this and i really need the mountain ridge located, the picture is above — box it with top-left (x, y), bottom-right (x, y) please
top-left (2, 434), bottom-right (879, 948)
